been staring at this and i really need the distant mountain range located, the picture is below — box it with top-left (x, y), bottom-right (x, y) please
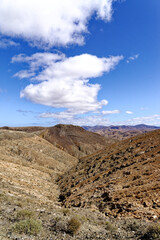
top-left (83, 124), bottom-right (159, 131)
top-left (83, 124), bottom-right (160, 144)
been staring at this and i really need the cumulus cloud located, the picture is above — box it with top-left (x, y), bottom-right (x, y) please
top-left (127, 54), bottom-right (139, 63)
top-left (0, 37), bottom-right (19, 48)
top-left (13, 52), bottom-right (123, 115)
top-left (126, 111), bottom-right (133, 114)
top-left (0, 0), bottom-right (115, 48)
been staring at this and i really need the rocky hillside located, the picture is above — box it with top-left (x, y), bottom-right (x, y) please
top-left (83, 124), bottom-right (159, 144)
top-left (0, 128), bottom-right (160, 239)
top-left (1, 126), bottom-right (45, 132)
top-left (40, 124), bottom-right (107, 158)
top-left (0, 129), bottom-right (77, 204)
top-left (58, 129), bottom-right (160, 220)
top-left (1, 124), bottom-right (108, 158)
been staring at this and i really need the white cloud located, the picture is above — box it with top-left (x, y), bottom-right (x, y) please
top-left (40, 112), bottom-right (112, 126)
top-left (40, 110), bottom-right (160, 127)
top-left (0, 0), bottom-right (115, 48)
top-left (126, 111), bottom-right (133, 114)
top-left (102, 110), bottom-right (120, 115)
top-left (118, 114), bottom-right (160, 126)
top-left (0, 37), bottom-right (19, 48)
top-left (13, 52), bottom-right (123, 115)
top-left (40, 111), bottom-right (75, 120)
top-left (41, 109), bottom-right (121, 120)
top-left (127, 54), bottom-right (139, 63)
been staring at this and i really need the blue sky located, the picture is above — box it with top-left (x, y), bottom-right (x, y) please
top-left (0, 0), bottom-right (159, 126)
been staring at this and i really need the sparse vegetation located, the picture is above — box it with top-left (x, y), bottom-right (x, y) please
top-left (105, 221), bottom-right (117, 231)
top-left (127, 220), bottom-right (141, 232)
top-left (0, 192), bottom-right (12, 204)
top-left (12, 218), bottom-right (42, 235)
top-left (141, 223), bottom-right (160, 239)
top-left (15, 209), bottom-right (35, 220)
top-left (67, 217), bottom-right (81, 235)
top-left (61, 207), bottom-right (70, 216)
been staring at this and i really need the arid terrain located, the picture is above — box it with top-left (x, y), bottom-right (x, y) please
top-left (59, 129), bottom-right (160, 219)
top-left (0, 126), bottom-right (160, 240)
top-left (1, 125), bottom-right (107, 158)
top-left (84, 124), bottom-right (159, 144)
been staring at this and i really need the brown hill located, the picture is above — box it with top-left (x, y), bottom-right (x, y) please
top-left (0, 129), bottom-right (77, 204)
top-left (0, 128), bottom-right (160, 239)
top-left (83, 124), bottom-right (159, 144)
top-left (58, 129), bottom-right (160, 220)
top-left (40, 124), bottom-right (107, 158)
top-left (1, 126), bottom-right (45, 132)
top-left (1, 124), bottom-right (107, 158)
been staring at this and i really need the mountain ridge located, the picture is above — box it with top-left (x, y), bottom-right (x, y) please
top-left (0, 124), bottom-right (108, 158)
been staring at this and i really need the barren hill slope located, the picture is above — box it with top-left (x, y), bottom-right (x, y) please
top-left (1, 124), bottom-right (108, 158)
top-left (39, 124), bottom-right (107, 158)
top-left (0, 129), bottom-right (77, 204)
top-left (58, 129), bottom-right (160, 219)
top-left (0, 129), bottom-right (160, 239)
top-left (1, 126), bottom-right (45, 132)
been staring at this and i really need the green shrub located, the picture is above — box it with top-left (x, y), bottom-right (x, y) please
top-left (13, 218), bottom-right (42, 235)
top-left (67, 217), bottom-right (81, 235)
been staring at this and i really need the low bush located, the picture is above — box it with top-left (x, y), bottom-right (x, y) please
top-left (105, 221), bottom-right (117, 231)
top-left (67, 217), bottom-right (81, 235)
top-left (61, 208), bottom-right (70, 216)
top-left (13, 218), bottom-right (42, 235)
top-left (16, 209), bottom-right (35, 220)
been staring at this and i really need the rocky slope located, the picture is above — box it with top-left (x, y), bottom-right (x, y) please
top-left (1, 124), bottom-right (107, 158)
top-left (58, 129), bottom-right (160, 220)
top-left (0, 128), bottom-right (160, 239)
top-left (0, 129), bottom-right (77, 204)
top-left (40, 124), bottom-right (107, 158)
top-left (83, 124), bottom-right (159, 144)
